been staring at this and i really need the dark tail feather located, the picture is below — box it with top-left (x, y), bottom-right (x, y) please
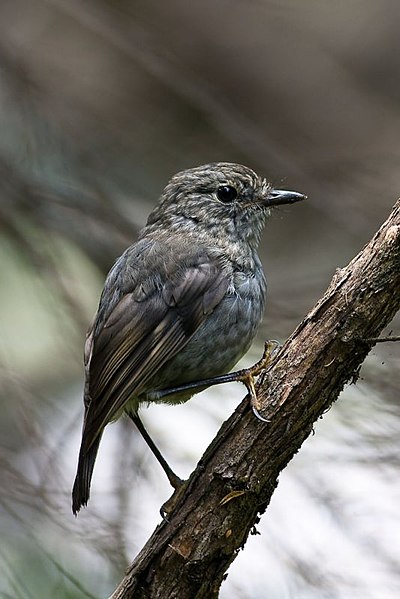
top-left (72, 435), bottom-right (102, 515)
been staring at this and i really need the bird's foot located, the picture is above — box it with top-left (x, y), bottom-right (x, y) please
top-left (168, 471), bottom-right (185, 490)
top-left (236, 340), bottom-right (281, 422)
top-left (160, 478), bottom-right (188, 521)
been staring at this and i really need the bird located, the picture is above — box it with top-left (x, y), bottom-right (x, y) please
top-left (72, 162), bottom-right (305, 514)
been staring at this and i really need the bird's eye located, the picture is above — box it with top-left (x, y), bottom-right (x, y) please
top-left (217, 185), bottom-right (238, 203)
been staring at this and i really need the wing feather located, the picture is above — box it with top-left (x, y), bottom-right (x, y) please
top-left (80, 248), bottom-right (229, 453)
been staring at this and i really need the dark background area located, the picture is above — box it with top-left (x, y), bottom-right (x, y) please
top-left (0, 1), bottom-right (399, 597)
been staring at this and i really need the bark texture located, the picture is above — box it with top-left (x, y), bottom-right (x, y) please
top-left (110, 200), bottom-right (400, 599)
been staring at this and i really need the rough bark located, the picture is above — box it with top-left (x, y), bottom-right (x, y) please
top-left (110, 200), bottom-right (400, 599)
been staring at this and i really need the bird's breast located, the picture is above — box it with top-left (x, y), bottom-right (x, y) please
top-left (144, 262), bottom-right (267, 404)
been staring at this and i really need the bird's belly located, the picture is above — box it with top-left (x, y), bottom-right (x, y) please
top-left (143, 279), bottom-right (266, 405)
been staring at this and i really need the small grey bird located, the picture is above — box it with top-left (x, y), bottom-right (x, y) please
top-left (72, 162), bottom-right (305, 514)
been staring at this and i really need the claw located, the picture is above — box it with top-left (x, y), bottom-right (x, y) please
top-left (160, 479), bottom-right (188, 520)
top-left (252, 404), bottom-right (271, 423)
top-left (238, 340), bottom-right (281, 421)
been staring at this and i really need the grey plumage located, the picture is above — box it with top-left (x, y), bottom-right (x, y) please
top-left (72, 162), bottom-right (305, 514)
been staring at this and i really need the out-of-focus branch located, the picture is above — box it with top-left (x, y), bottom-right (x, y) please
top-left (111, 200), bottom-right (400, 599)
top-left (366, 335), bottom-right (400, 342)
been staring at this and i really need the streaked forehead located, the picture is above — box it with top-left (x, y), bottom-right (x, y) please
top-left (171, 162), bottom-right (262, 188)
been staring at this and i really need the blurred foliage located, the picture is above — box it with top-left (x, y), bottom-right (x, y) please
top-left (0, 1), bottom-right (399, 598)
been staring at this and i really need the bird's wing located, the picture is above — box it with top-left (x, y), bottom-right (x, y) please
top-left (80, 244), bottom-right (229, 453)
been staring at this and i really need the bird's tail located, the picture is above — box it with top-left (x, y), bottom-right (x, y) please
top-left (72, 434), bottom-right (102, 515)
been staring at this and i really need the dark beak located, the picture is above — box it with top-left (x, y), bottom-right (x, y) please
top-left (265, 189), bottom-right (307, 207)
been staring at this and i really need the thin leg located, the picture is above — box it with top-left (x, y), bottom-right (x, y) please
top-left (152, 341), bottom-right (281, 421)
top-left (129, 413), bottom-right (183, 489)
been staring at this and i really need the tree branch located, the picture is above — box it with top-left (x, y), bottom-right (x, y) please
top-left (110, 200), bottom-right (400, 599)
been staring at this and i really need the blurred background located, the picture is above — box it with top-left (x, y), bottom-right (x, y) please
top-left (1, 1), bottom-right (399, 597)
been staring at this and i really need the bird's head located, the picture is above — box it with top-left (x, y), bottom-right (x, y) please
top-left (146, 163), bottom-right (306, 247)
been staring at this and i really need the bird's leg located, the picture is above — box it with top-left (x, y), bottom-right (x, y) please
top-left (129, 413), bottom-right (184, 489)
top-left (153, 341), bottom-right (281, 421)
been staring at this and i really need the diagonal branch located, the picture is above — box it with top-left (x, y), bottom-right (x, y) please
top-left (111, 199), bottom-right (400, 599)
